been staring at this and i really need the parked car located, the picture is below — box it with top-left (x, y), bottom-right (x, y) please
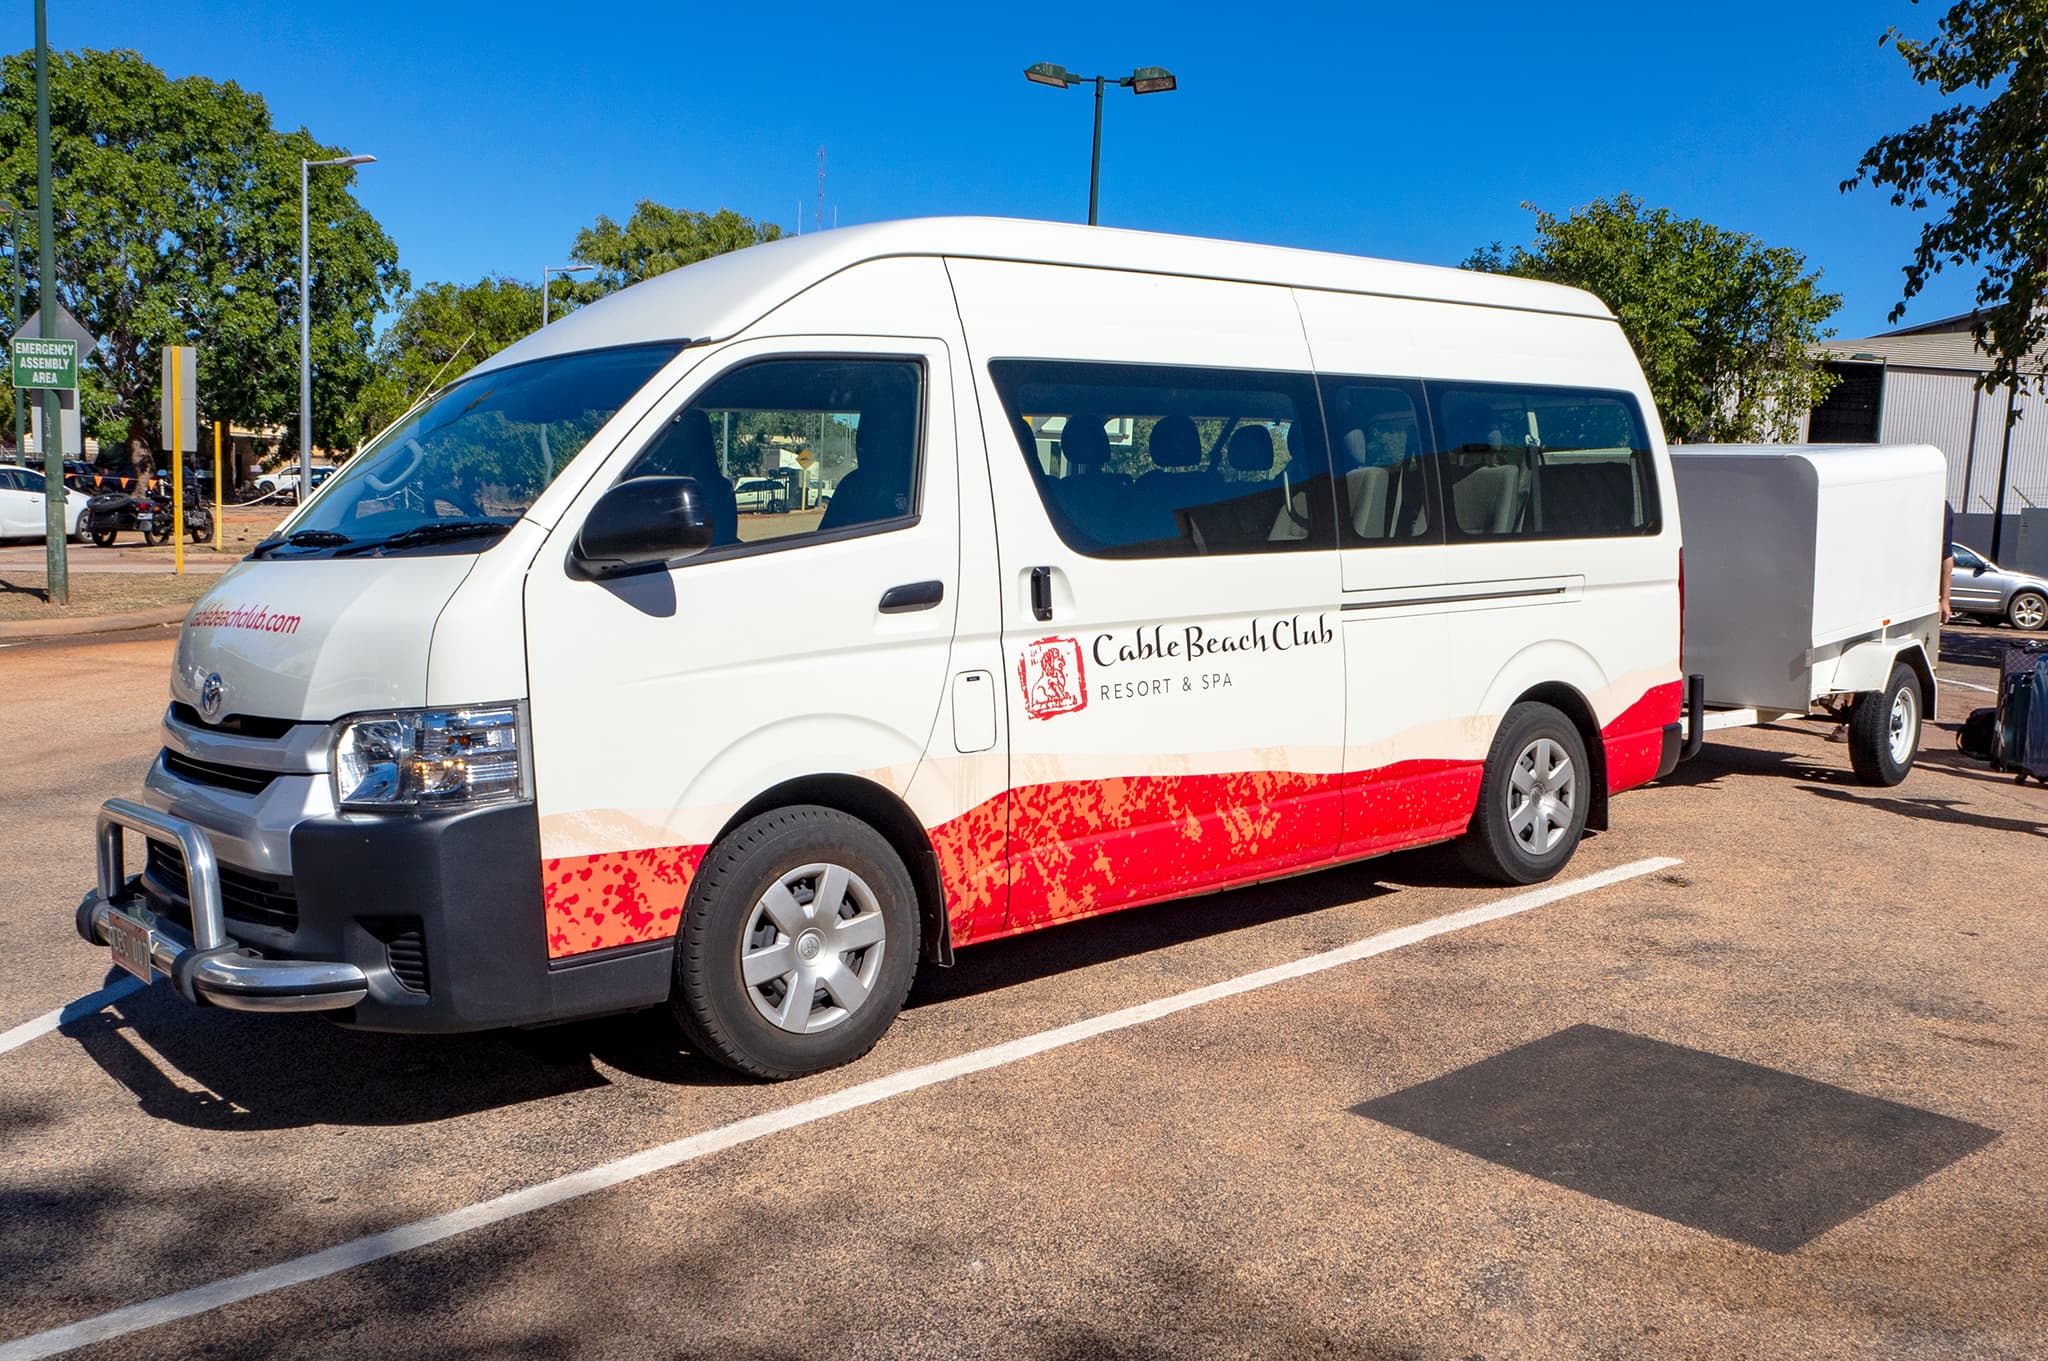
top-left (0, 463), bottom-right (91, 542)
top-left (255, 466), bottom-right (333, 503)
top-left (733, 475), bottom-right (787, 513)
top-left (1951, 542), bottom-right (2048, 631)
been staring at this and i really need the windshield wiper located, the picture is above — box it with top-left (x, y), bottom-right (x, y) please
top-left (331, 520), bottom-right (511, 557)
top-left (249, 528), bottom-right (352, 559)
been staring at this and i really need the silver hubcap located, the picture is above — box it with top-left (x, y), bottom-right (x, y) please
top-left (1507, 737), bottom-right (1576, 855)
top-left (1889, 686), bottom-right (1919, 764)
top-left (2014, 595), bottom-right (2045, 630)
top-left (741, 862), bottom-right (886, 1035)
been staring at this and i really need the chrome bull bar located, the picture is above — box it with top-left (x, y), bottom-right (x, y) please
top-left (77, 797), bottom-right (368, 1012)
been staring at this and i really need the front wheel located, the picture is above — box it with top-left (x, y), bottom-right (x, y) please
top-left (672, 806), bottom-right (919, 1080)
top-left (1847, 663), bottom-right (1920, 786)
top-left (1458, 702), bottom-right (1591, 885)
top-left (141, 520), bottom-right (171, 546)
top-left (2008, 591), bottom-right (2046, 632)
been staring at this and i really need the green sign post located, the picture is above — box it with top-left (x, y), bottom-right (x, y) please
top-left (11, 335), bottom-right (76, 390)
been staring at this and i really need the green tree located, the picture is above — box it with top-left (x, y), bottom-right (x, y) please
top-left (0, 48), bottom-right (406, 459)
top-left (348, 276), bottom-right (542, 442)
top-left (1466, 196), bottom-right (1841, 443)
top-left (1844, 0), bottom-right (2048, 397)
top-left (565, 203), bottom-right (783, 305)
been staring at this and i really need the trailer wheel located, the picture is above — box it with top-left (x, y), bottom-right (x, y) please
top-left (1847, 663), bottom-right (1920, 786)
top-left (1458, 702), bottom-right (1590, 885)
top-left (671, 805), bottom-right (918, 1080)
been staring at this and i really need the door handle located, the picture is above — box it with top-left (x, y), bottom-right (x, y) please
top-left (878, 580), bottom-right (944, 614)
top-left (1030, 566), bottom-right (1053, 622)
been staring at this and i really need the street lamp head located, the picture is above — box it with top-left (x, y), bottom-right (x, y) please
top-left (306, 153), bottom-right (377, 169)
top-left (548, 264), bottom-right (594, 275)
top-left (1024, 62), bottom-right (1075, 89)
top-left (1125, 66), bottom-right (1177, 94)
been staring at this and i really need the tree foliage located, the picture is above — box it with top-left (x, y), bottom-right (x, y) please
top-left (348, 276), bottom-right (541, 442)
top-left (566, 203), bottom-right (782, 304)
top-left (1843, 0), bottom-right (2048, 396)
top-left (0, 48), bottom-right (405, 460)
top-left (1466, 196), bottom-right (1842, 443)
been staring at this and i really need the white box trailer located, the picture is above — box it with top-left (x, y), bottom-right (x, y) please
top-left (1673, 443), bottom-right (1946, 785)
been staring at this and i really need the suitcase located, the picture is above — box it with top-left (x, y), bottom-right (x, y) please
top-left (1995, 643), bottom-right (2048, 783)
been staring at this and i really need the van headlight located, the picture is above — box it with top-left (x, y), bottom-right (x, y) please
top-left (332, 703), bottom-right (531, 811)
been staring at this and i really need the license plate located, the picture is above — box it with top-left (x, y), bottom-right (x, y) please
top-left (136, 514), bottom-right (154, 528)
top-left (106, 910), bottom-right (154, 983)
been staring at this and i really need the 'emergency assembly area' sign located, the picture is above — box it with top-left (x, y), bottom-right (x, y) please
top-left (11, 336), bottom-right (78, 390)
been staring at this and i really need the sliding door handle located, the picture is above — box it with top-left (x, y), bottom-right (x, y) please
top-left (879, 580), bottom-right (944, 614)
top-left (1030, 566), bottom-right (1053, 622)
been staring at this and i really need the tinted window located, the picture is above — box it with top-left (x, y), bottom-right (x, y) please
top-left (1428, 383), bottom-right (1658, 540)
top-left (621, 357), bottom-right (922, 551)
top-left (1952, 544), bottom-right (1984, 568)
top-left (1322, 378), bottom-right (1438, 546)
top-left (989, 359), bottom-right (1334, 558)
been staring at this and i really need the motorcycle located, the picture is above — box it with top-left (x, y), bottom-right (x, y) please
top-left (84, 478), bottom-right (213, 547)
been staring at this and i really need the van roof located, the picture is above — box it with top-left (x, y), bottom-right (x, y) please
top-left (473, 216), bottom-right (1614, 377)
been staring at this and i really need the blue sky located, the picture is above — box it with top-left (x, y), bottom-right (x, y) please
top-left (42, 0), bottom-right (1976, 337)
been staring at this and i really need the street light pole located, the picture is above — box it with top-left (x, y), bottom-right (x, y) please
top-left (299, 152), bottom-right (375, 496)
top-left (34, 0), bottom-right (65, 602)
top-left (1025, 63), bottom-right (1178, 227)
top-left (542, 264), bottom-right (593, 327)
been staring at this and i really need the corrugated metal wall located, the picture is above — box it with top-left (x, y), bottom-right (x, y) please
top-left (1875, 367), bottom-right (2048, 567)
top-left (1876, 368), bottom-right (1977, 506)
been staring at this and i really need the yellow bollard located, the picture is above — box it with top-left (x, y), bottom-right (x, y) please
top-left (212, 419), bottom-right (223, 551)
top-left (171, 346), bottom-right (185, 577)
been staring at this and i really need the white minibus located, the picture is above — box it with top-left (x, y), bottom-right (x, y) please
top-left (79, 218), bottom-right (1683, 1078)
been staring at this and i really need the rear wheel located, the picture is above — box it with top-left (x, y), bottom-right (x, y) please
top-left (89, 527), bottom-right (116, 548)
top-left (1458, 702), bottom-right (1590, 885)
top-left (1847, 663), bottom-right (1920, 786)
top-left (2008, 591), bottom-right (2046, 632)
top-left (142, 520), bottom-right (171, 546)
top-left (71, 519), bottom-right (92, 545)
top-left (671, 805), bottom-right (919, 1080)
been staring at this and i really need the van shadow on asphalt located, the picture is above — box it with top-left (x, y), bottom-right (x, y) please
top-left (60, 846), bottom-right (1472, 1126)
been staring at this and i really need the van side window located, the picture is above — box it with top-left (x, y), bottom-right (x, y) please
top-left (1320, 378), bottom-right (1438, 547)
top-left (621, 357), bottom-right (923, 550)
top-left (988, 359), bottom-right (1335, 558)
top-left (1427, 383), bottom-right (1658, 540)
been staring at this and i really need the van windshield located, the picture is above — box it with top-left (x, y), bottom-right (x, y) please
top-left (256, 343), bottom-right (681, 559)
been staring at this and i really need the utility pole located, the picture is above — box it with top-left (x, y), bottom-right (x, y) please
top-left (35, 0), bottom-right (66, 603)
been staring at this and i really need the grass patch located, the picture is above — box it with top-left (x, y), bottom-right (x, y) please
top-left (0, 571), bottom-right (217, 622)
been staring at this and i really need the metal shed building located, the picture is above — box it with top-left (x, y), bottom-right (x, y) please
top-left (1804, 312), bottom-right (2048, 572)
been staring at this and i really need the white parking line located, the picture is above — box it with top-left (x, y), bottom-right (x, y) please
top-left (0, 855), bottom-right (1679, 1361)
top-left (0, 977), bottom-right (147, 1058)
top-left (1944, 679), bottom-right (1995, 693)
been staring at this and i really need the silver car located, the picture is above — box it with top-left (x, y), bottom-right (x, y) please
top-left (1951, 542), bottom-right (2048, 630)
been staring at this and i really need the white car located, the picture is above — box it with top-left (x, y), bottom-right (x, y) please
top-left (0, 464), bottom-right (90, 541)
top-left (732, 476), bottom-right (786, 513)
top-left (256, 466), bottom-right (334, 503)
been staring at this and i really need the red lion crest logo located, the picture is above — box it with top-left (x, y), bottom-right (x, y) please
top-left (1019, 636), bottom-right (1088, 720)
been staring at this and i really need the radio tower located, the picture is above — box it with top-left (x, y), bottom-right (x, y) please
top-left (816, 146), bottom-right (825, 233)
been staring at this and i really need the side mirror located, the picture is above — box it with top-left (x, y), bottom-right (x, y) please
top-left (1974, 564), bottom-right (1989, 576)
top-left (571, 476), bottom-right (712, 579)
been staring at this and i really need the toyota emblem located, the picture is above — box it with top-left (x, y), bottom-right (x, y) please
top-left (198, 672), bottom-right (225, 721)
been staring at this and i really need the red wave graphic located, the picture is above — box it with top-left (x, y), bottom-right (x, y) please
top-left (542, 680), bottom-right (1683, 958)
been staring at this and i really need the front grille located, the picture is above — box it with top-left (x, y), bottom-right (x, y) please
top-left (143, 839), bottom-right (300, 935)
top-left (169, 702), bottom-right (302, 740)
top-left (369, 919), bottom-right (431, 993)
top-left (161, 748), bottom-right (278, 795)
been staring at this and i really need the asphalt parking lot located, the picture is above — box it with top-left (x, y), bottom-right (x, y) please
top-left (2, 624), bottom-right (2044, 1359)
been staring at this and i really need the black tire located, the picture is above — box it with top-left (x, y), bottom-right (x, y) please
top-left (769, 495), bottom-right (787, 515)
top-left (1457, 701), bottom-right (1591, 885)
top-left (189, 519), bottom-right (209, 543)
top-left (1847, 663), bottom-right (1920, 786)
top-left (89, 527), bottom-right (116, 548)
top-left (142, 521), bottom-right (171, 546)
top-left (2008, 590), bottom-right (2047, 632)
top-left (71, 520), bottom-right (92, 545)
top-left (672, 805), bottom-right (919, 1080)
